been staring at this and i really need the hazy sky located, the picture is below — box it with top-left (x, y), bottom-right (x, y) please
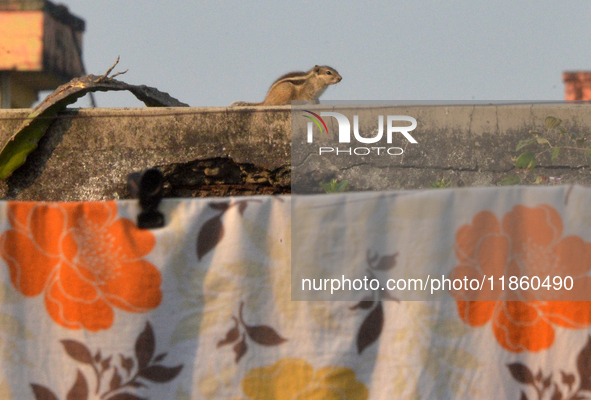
top-left (50, 0), bottom-right (591, 108)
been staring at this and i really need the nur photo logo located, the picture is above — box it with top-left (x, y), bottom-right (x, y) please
top-left (302, 110), bottom-right (329, 135)
top-left (302, 111), bottom-right (418, 156)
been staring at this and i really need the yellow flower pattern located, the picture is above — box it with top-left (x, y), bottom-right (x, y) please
top-left (237, 358), bottom-right (368, 400)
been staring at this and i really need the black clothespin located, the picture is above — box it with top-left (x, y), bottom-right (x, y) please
top-left (127, 168), bottom-right (165, 229)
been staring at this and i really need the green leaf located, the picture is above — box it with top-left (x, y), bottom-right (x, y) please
top-left (516, 138), bottom-right (536, 151)
top-left (551, 147), bottom-right (560, 162)
top-left (319, 180), bottom-right (334, 192)
top-left (0, 63), bottom-right (188, 180)
top-left (223, 261), bottom-right (271, 279)
top-left (175, 386), bottom-right (192, 400)
top-left (320, 179), bottom-right (348, 193)
top-left (0, 313), bottom-right (34, 340)
top-left (336, 180), bottom-right (349, 192)
top-left (430, 178), bottom-right (451, 189)
top-left (241, 218), bottom-right (289, 262)
top-left (536, 138), bottom-right (551, 146)
top-left (170, 313), bottom-right (201, 345)
top-left (545, 116), bottom-right (562, 130)
top-left (0, 283), bottom-right (22, 305)
top-left (515, 152), bottom-right (536, 170)
top-left (500, 176), bottom-right (520, 186)
top-left (431, 319), bottom-right (471, 338)
top-left (444, 348), bottom-right (480, 369)
top-left (0, 336), bottom-right (32, 366)
top-left (0, 112), bottom-right (55, 180)
top-left (528, 159), bottom-right (537, 170)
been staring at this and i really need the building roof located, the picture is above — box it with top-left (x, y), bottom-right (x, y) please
top-left (0, 0), bottom-right (85, 31)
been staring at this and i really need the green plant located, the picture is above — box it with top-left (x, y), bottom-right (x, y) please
top-left (429, 178), bottom-right (451, 189)
top-left (500, 116), bottom-right (591, 185)
top-left (320, 179), bottom-right (349, 193)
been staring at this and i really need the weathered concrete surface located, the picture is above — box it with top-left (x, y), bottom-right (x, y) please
top-left (292, 104), bottom-right (591, 193)
top-left (0, 107), bottom-right (291, 200)
top-left (0, 104), bottom-right (590, 200)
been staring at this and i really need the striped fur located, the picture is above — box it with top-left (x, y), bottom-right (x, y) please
top-left (230, 65), bottom-right (342, 107)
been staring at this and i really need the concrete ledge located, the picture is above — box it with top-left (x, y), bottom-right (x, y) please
top-left (0, 104), bottom-right (590, 201)
top-left (0, 107), bottom-right (291, 201)
top-left (293, 103), bottom-right (591, 192)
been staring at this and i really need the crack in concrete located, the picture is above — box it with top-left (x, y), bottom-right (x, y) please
top-left (495, 106), bottom-right (500, 135)
top-left (334, 163), bottom-right (484, 172)
top-left (468, 105), bottom-right (475, 137)
top-left (535, 164), bottom-right (590, 170)
top-left (292, 153), bottom-right (313, 168)
top-left (336, 163), bottom-right (590, 173)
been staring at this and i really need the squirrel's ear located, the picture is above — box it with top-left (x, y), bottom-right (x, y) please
top-left (314, 65), bottom-right (320, 72)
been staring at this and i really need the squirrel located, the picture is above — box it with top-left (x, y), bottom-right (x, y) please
top-left (231, 65), bottom-right (342, 106)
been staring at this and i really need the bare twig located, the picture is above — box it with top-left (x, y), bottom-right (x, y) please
top-left (110, 69), bottom-right (128, 79)
top-left (96, 56), bottom-right (121, 83)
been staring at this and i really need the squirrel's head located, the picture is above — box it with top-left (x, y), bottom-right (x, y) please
top-left (313, 65), bottom-right (342, 86)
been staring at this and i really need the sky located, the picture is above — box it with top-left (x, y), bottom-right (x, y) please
top-left (46, 0), bottom-right (591, 108)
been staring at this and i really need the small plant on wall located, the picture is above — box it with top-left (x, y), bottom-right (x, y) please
top-left (500, 116), bottom-right (591, 186)
top-left (320, 179), bottom-right (349, 193)
top-left (430, 178), bottom-right (452, 189)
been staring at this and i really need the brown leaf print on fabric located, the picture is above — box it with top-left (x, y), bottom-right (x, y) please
top-left (217, 302), bottom-right (287, 363)
top-left (356, 302), bottom-right (384, 354)
top-left (197, 214), bottom-right (225, 261)
top-left (217, 317), bottom-right (240, 348)
top-left (120, 355), bottom-right (134, 376)
top-left (196, 200), bottom-right (262, 260)
top-left (62, 340), bottom-right (95, 365)
top-left (104, 394), bottom-right (147, 400)
top-left (350, 299), bottom-right (374, 310)
top-left (66, 371), bottom-right (88, 400)
top-left (31, 322), bottom-right (183, 400)
top-left (135, 321), bottom-right (156, 370)
top-left (351, 251), bottom-right (398, 354)
top-left (233, 334), bottom-right (249, 363)
top-left (31, 384), bottom-right (60, 400)
top-left (508, 336), bottom-right (591, 399)
top-left (365, 250), bottom-right (399, 301)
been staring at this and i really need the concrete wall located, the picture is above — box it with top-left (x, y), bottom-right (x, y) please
top-left (293, 103), bottom-right (591, 192)
top-left (0, 104), bottom-right (590, 201)
top-left (0, 107), bottom-right (291, 201)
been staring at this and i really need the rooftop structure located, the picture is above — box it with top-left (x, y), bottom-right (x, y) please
top-left (563, 71), bottom-right (591, 101)
top-left (0, 0), bottom-right (85, 108)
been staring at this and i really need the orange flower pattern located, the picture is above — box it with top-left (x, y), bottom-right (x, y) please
top-left (0, 202), bottom-right (162, 331)
top-left (451, 204), bottom-right (591, 352)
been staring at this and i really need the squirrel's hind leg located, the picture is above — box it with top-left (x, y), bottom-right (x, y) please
top-left (262, 83), bottom-right (296, 105)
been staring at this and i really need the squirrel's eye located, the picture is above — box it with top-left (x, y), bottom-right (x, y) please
top-left (327, 71), bottom-right (332, 75)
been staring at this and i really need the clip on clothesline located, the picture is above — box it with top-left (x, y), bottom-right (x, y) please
top-left (127, 168), bottom-right (165, 229)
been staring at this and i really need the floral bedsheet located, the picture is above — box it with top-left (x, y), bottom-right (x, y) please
top-left (0, 185), bottom-right (590, 399)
